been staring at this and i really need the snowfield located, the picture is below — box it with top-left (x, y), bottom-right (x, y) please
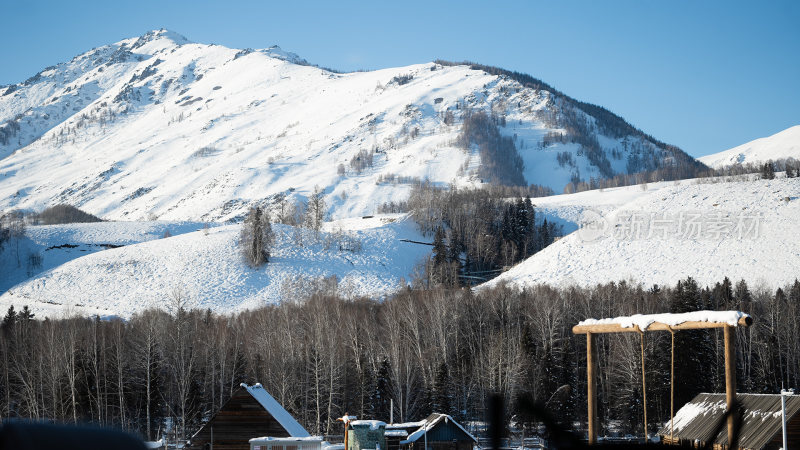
top-left (0, 215), bottom-right (430, 318)
top-left (0, 220), bottom-right (212, 295)
top-left (486, 175), bottom-right (800, 290)
top-left (699, 125), bottom-right (800, 168)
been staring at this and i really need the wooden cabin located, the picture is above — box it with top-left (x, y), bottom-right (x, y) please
top-left (659, 392), bottom-right (800, 450)
top-left (392, 414), bottom-right (476, 450)
top-left (188, 383), bottom-right (310, 450)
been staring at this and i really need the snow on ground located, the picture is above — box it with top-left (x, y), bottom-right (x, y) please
top-left (485, 176), bottom-right (800, 290)
top-left (529, 179), bottom-right (679, 233)
top-left (0, 220), bottom-right (212, 295)
top-left (699, 125), bottom-right (800, 168)
top-left (0, 215), bottom-right (430, 318)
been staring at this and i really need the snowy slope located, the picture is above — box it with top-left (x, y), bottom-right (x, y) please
top-left (0, 215), bottom-right (431, 318)
top-left (699, 125), bottom-right (800, 168)
top-left (0, 29), bottom-right (697, 222)
top-left (485, 175), bottom-right (800, 289)
top-left (0, 220), bottom-right (213, 295)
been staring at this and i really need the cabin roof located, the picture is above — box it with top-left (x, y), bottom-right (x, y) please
top-left (658, 392), bottom-right (800, 450)
top-left (399, 413), bottom-right (477, 444)
top-left (241, 383), bottom-right (310, 438)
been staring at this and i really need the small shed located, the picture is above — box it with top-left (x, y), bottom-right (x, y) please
top-left (396, 414), bottom-right (476, 450)
top-left (659, 392), bottom-right (800, 450)
top-left (385, 422), bottom-right (422, 450)
top-left (347, 420), bottom-right (387, 450)
top-left (188, 383), bottom-right (310, 450)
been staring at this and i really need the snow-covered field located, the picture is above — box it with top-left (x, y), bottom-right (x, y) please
top-left (699, 125), bottom-right (800, 168)
top-left (0, 215), bottom-right (430, 318)
top-left (488, 175), bottom-right (800, 290)
top-left (0, 220), bottom-right (212, 295)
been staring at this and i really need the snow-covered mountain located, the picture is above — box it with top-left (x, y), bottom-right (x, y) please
top-left (0, 29), bottom-right (701, 222)
top-left (484, 174), bottom-right (800, 290)
top-left (699, 125), bottom-right (800, 168)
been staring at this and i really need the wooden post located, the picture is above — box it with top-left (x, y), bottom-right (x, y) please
top-left (639, 332), bottom-right (648, 440)
top-left (724, 325), bottom-right (736, 448)
top-left (587, 332), bottom-right (598, 445)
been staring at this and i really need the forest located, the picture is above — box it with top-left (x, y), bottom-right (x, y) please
top-left (1, 276), bottom-right (798, 444)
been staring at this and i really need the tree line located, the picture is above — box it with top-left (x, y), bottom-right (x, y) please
top-left (1, 276), bottom-right (797, 444)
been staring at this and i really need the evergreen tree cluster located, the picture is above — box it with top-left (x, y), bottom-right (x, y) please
top-left (457, 111), bottom-right (526, 186)
top-left (409, 183), bottom-right (561, 286)
top-left (761, 161), bottom-right (776, 180)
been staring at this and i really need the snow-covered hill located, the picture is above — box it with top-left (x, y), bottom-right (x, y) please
top-left (699, 125), bottom-right (800, 168)
top-left (0, 29), bottom-right (699, 222)
top-left (0, 220), bottom-right (213, 296)
top-left (0, 214), bottom-right (430, 318)
top-left (485, 175), bottom-right (800, 290)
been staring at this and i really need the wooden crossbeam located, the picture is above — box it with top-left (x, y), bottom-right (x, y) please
top-left (572, 316), bottom-right (752, 335)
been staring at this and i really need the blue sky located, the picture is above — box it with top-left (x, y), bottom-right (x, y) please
top-left (2, 0), bottom-right (798, 157)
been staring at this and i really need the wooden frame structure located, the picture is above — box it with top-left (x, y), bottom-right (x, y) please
top-left (572, 314), bottom-right (752, 447)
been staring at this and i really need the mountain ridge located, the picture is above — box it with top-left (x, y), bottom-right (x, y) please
top-left (699, 125), bottom-right (800, 169)
top-left (1, 29), bottom-right (702, 222)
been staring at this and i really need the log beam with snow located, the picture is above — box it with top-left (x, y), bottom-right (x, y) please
top-left (572, 311), bottom-right (751, 334)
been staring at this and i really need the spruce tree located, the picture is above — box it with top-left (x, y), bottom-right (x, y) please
top-left (761, 161), bottom-right (775, 180)
top-left (19, 305), bottom-right (34, 321)
top-left (373, 358), bottom-right (392, 421)
top-left (433, 362), bottom-right (452, 414)
top-left (240, 207), bottom-right (274, 267)
top-left (429, 226), bottom-right (447, 284)
top-left (2, 305), bottom-right (17, 329)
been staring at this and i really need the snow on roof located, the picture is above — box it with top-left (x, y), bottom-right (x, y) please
top-left (349, 420), bottom-right (386, 430)
top-left (384, 430), bottom-right (409, 437)
top-left (386, 421), bottom-right (425, 429)
top-left (144, 438), bottom-right (164, 449)
top-left (401, 414), bottom-right (477, 444)
top-left (577, 310), bottom-right (750, 331)
top-left (250, 437), bottom-right (324, 443)
top-left (658, 392), bottom-right (800, 449)
top-left (241, 383), bottom-right (311, 437)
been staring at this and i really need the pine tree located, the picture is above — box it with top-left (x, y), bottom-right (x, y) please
top-left (447, 229), bottom-right (462, 287)
top-left (761, 161), bottom-right (775, 180)
top-left (240, 207), bottom-right (274, 267)
top-left (430, 226), bottom-right (449, 285)
top-left (373, 358), bottom-right (392, 421)
top-left (433, 362), bottom-right (452, 414)
top-left (2, 305), bottom-right (16, 329)
top-left (19, 305), bottom-right (34, 321)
